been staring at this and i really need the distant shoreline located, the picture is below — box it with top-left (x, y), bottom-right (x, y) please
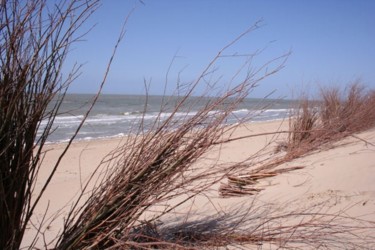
top-left (41, 94), bottom-right (295, 143)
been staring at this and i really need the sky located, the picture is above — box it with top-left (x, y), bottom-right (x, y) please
top-left (65, 0), bottom-right (375, 98)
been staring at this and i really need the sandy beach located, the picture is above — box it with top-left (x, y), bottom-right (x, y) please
top-left (24, 119), bottom-right (375, 248)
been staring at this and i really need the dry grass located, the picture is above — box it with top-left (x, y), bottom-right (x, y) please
top-left (288, 82), bottom-right (375, 152)
top-left (54, 94), bottom-right (249, 249)
top-left (220, 82), bottom-right (375, 198)
top-left (220, 166), bottom-right (304, 197)
top-left (55, 99), bottom-right (242, 248)
top-left (215, 84), bottom-right (375, 247)
top-left (0, 1), bottom-right (103, 249)
top-left (322, 83), bottom-right (375, 133)
top-left (288, 99), bottom-right (318, 150)
top-left (53, 81), bottom-right (375, 249)
top-left (52, 23), bottom-right (292, 249)
top-left (3, 1), bottom-right (374, 248)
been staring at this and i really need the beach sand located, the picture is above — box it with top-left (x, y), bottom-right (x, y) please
top-left (23, 120), bottom-right (375, 248)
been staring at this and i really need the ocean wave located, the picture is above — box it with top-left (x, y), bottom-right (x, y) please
top-left (232, 108), bottom-right (251, 114)
top-left (263, 108), bottom-right (290, 113)
top-left (41, 108), bottom-right (291, 126)
top-left (45, 132), bottom-right (129, 145)
top-left (123, 111), bottom-right (143, 116)
top-left (39, 107), bottom-right (293, 143)
top-left (39, 115), bottom-right (84, 126)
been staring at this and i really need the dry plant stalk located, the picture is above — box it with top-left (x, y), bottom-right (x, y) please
top-left (220, 166), bottom-right (304, 197)
top-left (3, 1), bottom-right (371, 247)
top-left (288, 99), bottom-right (318, 148)
top-left (53, 31), bottom-right (375, 248)
top-left (288, 82), bottom-right (375, 153)
top-left (54, 24), bottom-right (290, 249)
top-left (0, 1), bottom-right (127, 249)
top-left (220, 83), bottom-right (375, 198)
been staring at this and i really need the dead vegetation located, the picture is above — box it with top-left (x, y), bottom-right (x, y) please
top-left (221, 82), bottom-right (375, 198)
top-left (1, 1), bottom-right (375, 249)
top-left (53, 78), bottom-right (375, 248)
top-left (53, 24), bottom-right (291, 249)
top-left (287, 82), bottom-right (375, 152)
top-left (220, 166), bottom-right (304, 197)
top-left (0, 1), bottom-right (105, 249)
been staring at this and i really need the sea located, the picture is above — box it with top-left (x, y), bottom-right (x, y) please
top-left (39, 94), bottom-right (296, 143)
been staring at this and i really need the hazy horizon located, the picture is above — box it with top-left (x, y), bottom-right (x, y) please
top-left (64, 1), bottom-right (375, 98)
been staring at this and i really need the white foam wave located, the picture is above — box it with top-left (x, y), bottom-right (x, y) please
top-left (40, 107), bottom-right (293, 143)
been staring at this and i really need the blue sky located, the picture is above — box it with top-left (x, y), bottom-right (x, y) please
top-left (66, 0), bottom-right (375, 98)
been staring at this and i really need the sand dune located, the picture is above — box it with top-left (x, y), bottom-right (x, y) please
top-left (24, 120), bottom-right (375, 248)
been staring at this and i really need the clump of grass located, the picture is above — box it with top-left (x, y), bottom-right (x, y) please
top-left (54, 87), bottom-right (260, 249)
top-left (321, 83), bottom-right (375, 133)
top-left (0, 1), bottom-right (103, 249)
top-left (288, 82), bottom-right (375, 152)
top-left (274, 82), bottom-right (375, 171)
top-left (53, 24), bottom-right (291, 249)
top-left (288, 98), bottom-right (318, 150)
top-left (55, 98), bottom-right (239, 249)
top-left (222, 82), bottom-right (375, 198)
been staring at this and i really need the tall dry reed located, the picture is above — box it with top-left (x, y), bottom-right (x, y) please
top-left (3, 1), bottom-right (372, 248)
top-left (54, 42), bottom-right (375, 249)
top-left (220, 83), bottom-right (375, 199)
top-left (0, 1), bottom-right (126, 249)
top-left (289, 82), bottom-right (375, 152)
top-left (54, 24), bottom-right (290, 249)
